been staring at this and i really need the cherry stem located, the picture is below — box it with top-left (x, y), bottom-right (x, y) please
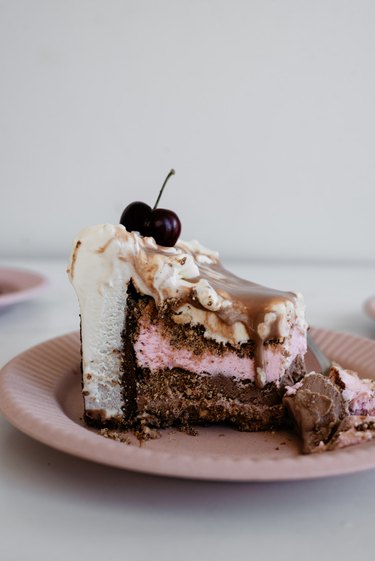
top-left (153, 169), bottom-right (175, 210)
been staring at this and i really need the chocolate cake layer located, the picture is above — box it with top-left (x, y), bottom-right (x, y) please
top-left (134, 359), bottom-right (305, 431)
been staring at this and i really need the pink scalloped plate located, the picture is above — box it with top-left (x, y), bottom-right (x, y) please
top-left (0, 267), bottom-right (48, 308)
top-left (0, 328), bottom-right (375, 481)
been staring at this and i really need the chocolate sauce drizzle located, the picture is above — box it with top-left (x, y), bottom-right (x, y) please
top-left (196, 260), bottom-right (298, 386)
top-left (141, 242), bottom-right (299, 388)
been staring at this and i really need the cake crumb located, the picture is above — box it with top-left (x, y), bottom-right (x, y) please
top-left (99, 424), bottom-right (162, 446)
top-left (134, 425), bottom-right (161, 444)
top-left (177, 425), bottom-right (199, 436)
top-left (100, 428), bottom-right (132, 445)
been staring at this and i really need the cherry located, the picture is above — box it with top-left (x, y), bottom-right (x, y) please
top-left (120, 201), bottom-right (151, 234)
top-left (119, 169), bottom-right (181, 247)
top-left (148, 208), bottom-right (181, 246)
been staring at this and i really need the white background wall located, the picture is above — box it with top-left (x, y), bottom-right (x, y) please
top-left (1, 0), bottom-right (374, 262)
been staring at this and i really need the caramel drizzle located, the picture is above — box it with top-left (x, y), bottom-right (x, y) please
top-left (67, 240), bottom-right (82, 280)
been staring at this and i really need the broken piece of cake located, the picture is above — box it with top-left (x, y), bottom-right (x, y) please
top-left (284, 363), bottom-right (375, 453)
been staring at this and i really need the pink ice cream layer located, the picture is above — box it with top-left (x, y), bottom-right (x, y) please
top-left (133, 318), bottom-right (307, 384)
top-left (334, 366), bottom-right (375, 415)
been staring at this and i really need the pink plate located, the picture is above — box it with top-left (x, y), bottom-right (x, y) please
top-left (364, 296), bottom-right (375, 321)
top-left (0, 267), bottom-right (48, 307)
top-left (0, 327), bottom-right (375, 481)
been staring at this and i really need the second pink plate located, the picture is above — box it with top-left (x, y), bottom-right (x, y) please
top-left (364, 296), bottom-right (375, 321)
top-left (0, 267), bottom-right (48, 307)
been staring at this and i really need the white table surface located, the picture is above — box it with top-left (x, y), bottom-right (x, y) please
top-left (1, 257), bottom-right (375, 561)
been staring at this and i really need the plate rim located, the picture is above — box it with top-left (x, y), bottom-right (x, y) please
top-left (1, 328), bottom-right (375, 482)
top-left (0, 266), bottom-right (48, 307)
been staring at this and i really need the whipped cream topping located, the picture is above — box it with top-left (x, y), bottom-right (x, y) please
top-left (68, 224), bottom-right (221, 309)
top-left (68, 224), bottom-right (307, 397)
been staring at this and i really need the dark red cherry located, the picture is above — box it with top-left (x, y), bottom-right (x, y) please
top-left (120, 201), bottom-right (151, 233)
top-left (119, 169), bottom-right (181, 246)
top-left (147, 208), bottom-right (181, 247)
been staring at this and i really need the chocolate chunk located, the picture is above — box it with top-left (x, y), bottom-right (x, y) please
top-left (283, 373), bottom-right (347, 453)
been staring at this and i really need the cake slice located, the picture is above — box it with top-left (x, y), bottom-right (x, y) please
top-left (68, 224), bottom-right (307, 432)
